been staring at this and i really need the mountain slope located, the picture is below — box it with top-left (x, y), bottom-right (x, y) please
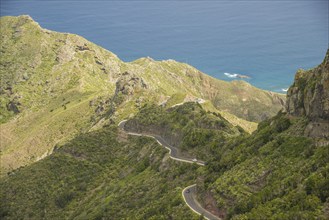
top-left (0, 15), bottom-right (284, 174)
top-left (128, 57), bottom-right (285, 122)
top-left (199, 49), bottom-right (329, 219)
top-left (1, 100), bottom-right (242, 219)
top-left (0, 15), bottom-right (121, 174)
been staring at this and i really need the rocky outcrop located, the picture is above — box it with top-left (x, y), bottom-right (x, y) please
top-left (115, 72), bottom-right (148, 96)
top-left (286, 49), bottom-right (329, 139)
top-left (6, 100), bottom-right (20, 113)
top-left (104, 72), bottom-right (148, 117)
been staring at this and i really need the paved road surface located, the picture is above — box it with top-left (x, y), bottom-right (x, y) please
top-left (118, 120), bottom-right (221, 220)
top-left (182, 184), bottom-right (221, 220)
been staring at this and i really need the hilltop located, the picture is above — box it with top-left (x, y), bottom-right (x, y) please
top-left (0, 15), bottom-right (284, 174)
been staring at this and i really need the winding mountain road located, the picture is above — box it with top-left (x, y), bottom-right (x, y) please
top-left (118, 120), bottom-right (221, 220)
top-left (182, 185), bottom-right (221, 220)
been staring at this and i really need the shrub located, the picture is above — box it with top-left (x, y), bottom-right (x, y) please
top-left (55, 191), bottom-right (75, 208)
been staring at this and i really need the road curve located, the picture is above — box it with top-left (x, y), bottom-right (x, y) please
top-left (118, 120), bottom-right (221, 220)
top-left (118, 120), bottom-right (205, 166)
top-left (182, 185), bottom-right (221, 220)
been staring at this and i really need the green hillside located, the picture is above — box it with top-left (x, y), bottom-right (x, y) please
top-left (1, 48), bottom-right (328, 219)
top-left (197, 50), bottom-right (329, 219)
top-left (0, 99), bottom-right (246, 220)
top-left (0, 15), bottom-right (120, 174)
top-left (0, 15), bottom-right (283, 174)
top-left (0, 126), bottom-right (201, 220)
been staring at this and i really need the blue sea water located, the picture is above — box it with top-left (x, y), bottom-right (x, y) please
top-left (1, 0), bottom-right (328, 93)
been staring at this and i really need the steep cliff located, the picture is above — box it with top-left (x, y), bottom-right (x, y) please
top-left (286, 49), bottom-right (329, 139)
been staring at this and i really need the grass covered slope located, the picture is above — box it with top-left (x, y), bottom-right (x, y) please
top-left (0, 126), bottom-right (201, 220)
top-left (0, 15), bottom-right (121, 122)
top-left (1, 15), bottom-right (283, 174)
top-left (129, 57), bottom-right (285, 122)
top-left (0, 15), bottom-right (121, 173)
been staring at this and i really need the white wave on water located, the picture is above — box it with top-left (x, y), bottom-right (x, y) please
top-left (224, 72), bottom-right (238, 78)
top-left (224, 72), bottom-right (250, 79)
top-left (281, 88), bottom-right (289, 92)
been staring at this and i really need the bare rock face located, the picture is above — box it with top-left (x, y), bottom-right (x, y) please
top-left (6, 100), bottom-right (20, 113)
top-left (286, 49), bottom-right (329, 139)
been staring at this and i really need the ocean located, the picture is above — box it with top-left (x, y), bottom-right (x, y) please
top-left (1, 0), bottom-right (328, 93)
